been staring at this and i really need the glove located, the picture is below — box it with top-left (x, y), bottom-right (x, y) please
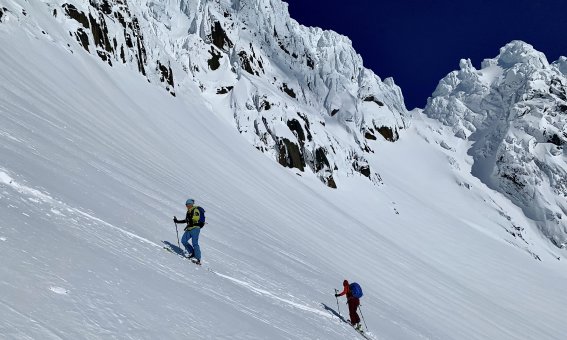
top-left (173, 216), bottom-right (178, 223)
top-left (335, 293), bottom-right (339, 297)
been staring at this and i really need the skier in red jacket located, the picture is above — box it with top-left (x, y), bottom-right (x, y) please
top-left (335, 279), bottom-right (362, 331)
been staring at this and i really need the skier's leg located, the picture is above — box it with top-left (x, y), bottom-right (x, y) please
top-left (181, 230), bottom-right (194, 255)
top-left (353, 299), bottom-right (361, 324)
top-left (190, 228), bottom-right (201, 260)
top-left (348, 299), bottom-right (360, 325)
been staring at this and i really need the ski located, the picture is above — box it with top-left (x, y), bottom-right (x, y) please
top-left (163, 246), bottom-right (201, 265)
top-left (321, 303), bottom-right (371, 339)
top-left (352, 326), bottom-right (371, 340)
top-left (163, 246), bottom-right (189, 259)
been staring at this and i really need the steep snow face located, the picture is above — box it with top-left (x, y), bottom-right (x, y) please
top-left (425, 41), bottom-right (567, 247)
top-left (5, 0), bottom-right (407, 188)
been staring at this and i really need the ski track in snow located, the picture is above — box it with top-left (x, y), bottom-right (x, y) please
top-left (0, 169), bottom-right (157, 248)
top-left (213, 271), bottom-right (330, 317)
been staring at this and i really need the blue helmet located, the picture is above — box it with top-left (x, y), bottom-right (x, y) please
top-left (185, 198), bottom-right (195, 205)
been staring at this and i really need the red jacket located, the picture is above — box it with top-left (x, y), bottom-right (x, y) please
top-left (337, 280), bottom-right (351, 298)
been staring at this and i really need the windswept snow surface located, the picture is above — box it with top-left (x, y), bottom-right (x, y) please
top-left (1, 12), bottom-right (566, 340)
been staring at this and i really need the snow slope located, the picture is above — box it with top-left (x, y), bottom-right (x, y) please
top-left (1, 3), bottom-right (567, 340)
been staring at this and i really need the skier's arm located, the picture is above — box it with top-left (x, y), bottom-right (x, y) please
top-left (336, 286), bottom-right (348, 297)
top-left (177, 209), bottom-right (196, 225)
top-left (173, 213), bottom-right (188, 224)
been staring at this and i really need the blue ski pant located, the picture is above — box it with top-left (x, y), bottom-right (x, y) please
top-left (181, 227), bottom-right (201, 260)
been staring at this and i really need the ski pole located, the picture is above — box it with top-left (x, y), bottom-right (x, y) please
top-left (334, 289), bottom-right (341, 316)
top-left (359, 304), bottom-right (368, 331)
top-left (173, 220), bottom-right (181, 248)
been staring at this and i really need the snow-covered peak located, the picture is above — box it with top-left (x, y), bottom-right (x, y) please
top-left (495, 40), bottom-right (550, 69)
top-left (459, 58), bottom-right (474, 70)
top-left (553, 56), bottom-right (567, 75)
top-left (425, 41), bottom-right (567, 247)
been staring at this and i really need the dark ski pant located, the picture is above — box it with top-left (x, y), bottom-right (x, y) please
top-left (347, 297), bottom-right (360, 325)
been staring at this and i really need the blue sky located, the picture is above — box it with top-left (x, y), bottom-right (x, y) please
top-left (284, 0), bottom-right (567, 109)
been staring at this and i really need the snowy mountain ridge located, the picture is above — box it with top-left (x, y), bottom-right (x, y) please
top-left (0, 0), bottom-right (407, 188)
top-left (425, 41), bottom-right (567, 247)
